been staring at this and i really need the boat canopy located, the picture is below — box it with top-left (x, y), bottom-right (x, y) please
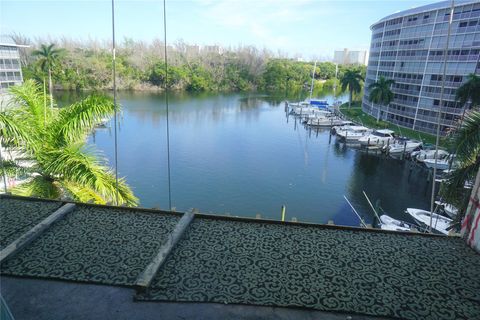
top-left (309, 99), bottom-right (329, 108)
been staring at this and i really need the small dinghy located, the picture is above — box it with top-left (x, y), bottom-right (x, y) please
top-left (379, 215), bottom-right (411, 232)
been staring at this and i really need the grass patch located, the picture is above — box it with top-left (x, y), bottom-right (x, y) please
top-left (339, 102), bottom-right (445, 146)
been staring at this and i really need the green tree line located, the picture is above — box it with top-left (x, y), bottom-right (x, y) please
top-left (15, 38), bottom-right (365, 93)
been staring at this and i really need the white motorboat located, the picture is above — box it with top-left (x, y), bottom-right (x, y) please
top-left (336, 126), bottom-right (371, 142)
top-left (379, 215), bottom-right (411, 232)
top-left (291, 106), bottom-right (314, 115)
top-left (331, 121), bottom-right (355, 134)
top-left (412, 149), bottom-right (449, 163)
top-left (405, 208), bottom-right (453, 235)
top-left (423, 154), bottom-right (457, 170)
top-left (358, 129), bottom-right (395, 147)
top-left (307, 117), bottom-right (345, 127)
top-left (434, 201), bottom-right (458, 218)
top-left (386, 138), bottom-right (422, 155)
top-left (303, 110), bottom-right (334, 120)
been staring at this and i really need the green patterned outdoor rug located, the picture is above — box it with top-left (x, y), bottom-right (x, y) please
top-left (136, 218), bottom-right (480, 320)
top-left (0, 198), bottom-right (62, 250)
top-left (1, 205), bottom-right (180, 286)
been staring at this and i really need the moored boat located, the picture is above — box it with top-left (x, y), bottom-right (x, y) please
top-left (379, 215), bottom-right (411, 232)
top-left (307, 117), bottom-right (345, 127)
top-left (423, 154), bottom-right (457, 170)
top-left (412, 149), bottom-right (449, 163)
top-left (434, 201), bottom-right (458, 218)
top-left (358, 129), bottom-right (395, 147)
top-left (336, 126), bottom-right (371, 142)
top-left (386, 138), bottom-right (422, 155)
top-left (405, 208), bottom-right (452, 235)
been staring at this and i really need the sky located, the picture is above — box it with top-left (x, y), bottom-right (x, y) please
top-left (1, 0), bottom-right (435, 60)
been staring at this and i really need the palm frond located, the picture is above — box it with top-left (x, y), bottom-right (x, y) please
top-left (11, 175), bottom-right (60, 199)
top-left (440, 109), bottom-right (480, 221)
top-left (52, 95), bottom-right (116, 146)
top-left (7, 80), bottom-right (53, 130)
top-left (0, 159), bottom-right (31, 177)
top-left (0, 111), bottom-right (33, 147)
top-left (42, 143), bottom-right (137, 206)
top-left (453, 110), bottom-right (480, 164)
top-left (368, 76), bottom-right (395, 106)
top-left (32, 43), bottom-right (65, 71)
top-left (60, 180), bottom-right (107, 204)
top-left (455, 74), bottom-right (480, 107)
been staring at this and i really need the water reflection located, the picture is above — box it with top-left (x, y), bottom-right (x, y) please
top-left (56, 89), bottom-right (431, 227)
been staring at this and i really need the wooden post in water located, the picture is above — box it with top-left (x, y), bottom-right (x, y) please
top-left (281, 205), bottom-right (286, 222)
top-left (402, 142), bottom-right (407, 160)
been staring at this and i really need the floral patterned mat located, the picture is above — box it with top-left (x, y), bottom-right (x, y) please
top-left (0, 198), bottom-right (62, 250)
top-left (1, 198), bottom-right (479, 320)
top-left (1, 205), bottom-right (180, 286)
top-left (136, 218), bottom-right (480, 320)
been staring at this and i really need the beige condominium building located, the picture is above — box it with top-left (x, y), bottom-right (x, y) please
top-left (363, 0), bottom-right (480, 135)
top-left (0, 40), bottom-right (25, 93)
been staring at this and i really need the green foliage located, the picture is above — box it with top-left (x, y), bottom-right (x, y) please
top-left (1, 80), bottom-right (138, 206)
top-left (440, 110), bottom-right (480, 223)
top-left (185, 64), bottom-right (213, 91)
top-left (23, 43), bottom-right (345, 93)
top-left (455, 73), bottom-right (480, 108)
top-left (32, 44), bottom-right (65, 74)
top-left (368, 76), bottom-right (395, 106)
top-left (315, 62), bottom-right (335, 79)
top-left (148, 61), bottom-right (187, 88)
top-left (368, 76), bottom-right (395, 121)
top-left (340, 69), bottom-right (364, 107)
top-left (259, 59), bottom-right (316, 92)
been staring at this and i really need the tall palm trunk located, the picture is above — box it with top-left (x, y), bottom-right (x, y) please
top-left (48, 68), bottom-right (53, 109)
top-left (376, 104), bottom-right (381, 122)
top-left (349, 89), bottom-right (352, 108)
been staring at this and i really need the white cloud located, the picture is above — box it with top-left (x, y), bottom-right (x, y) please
top-left (195, 0), bottom-right (320, 51)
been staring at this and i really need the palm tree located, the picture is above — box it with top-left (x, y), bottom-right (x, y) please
top-left (440, 110), bottom-right (480, 223)
top-left (32, 44), bottom-right (65, 109)
top-left (439, 74), bottom-right (480, 223)
top-left (0, 80), bottom-right (137, 206)
top-left (455, 73), bottom-right (480, 108)
top-left (368, 76), bottom-right (395, 122)
top-left (340, 69), bottom-right (363, 108)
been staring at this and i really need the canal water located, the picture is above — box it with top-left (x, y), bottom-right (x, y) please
top-left (58, 90), bottom-right (432, 226)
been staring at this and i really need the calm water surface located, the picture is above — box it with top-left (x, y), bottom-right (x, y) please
top-left (59, 90), bottom-right (432, 226)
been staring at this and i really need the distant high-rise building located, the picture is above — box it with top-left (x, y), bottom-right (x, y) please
top-left (334, 48), bottom-right (368, 65)
top-left (202, 45), bottom-right (222, 54)
top-left (0, 40), bottom-right (25, 93)
top-left (363, 0), bottom-right (480, 135)
top-left (185, 45), bottom-right (200, 56)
